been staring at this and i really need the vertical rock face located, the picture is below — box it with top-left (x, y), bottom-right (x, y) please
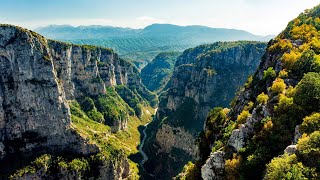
top-left (48, 40), bottom-right (149, 98)
top-left (143, 42), bottom-right (267, 178)
top-left (47, 40), bottom-right (157, 132)
top-left (49, 36), bottom-right (156, 131)
top-left (48, 40), bottom-right (155, 104)
top-left (0, 25), bottom-right (93, 157)
top-left (0, 24), bottom-right (155, 178)
top-left (201, 151), bottom-right (225, 180)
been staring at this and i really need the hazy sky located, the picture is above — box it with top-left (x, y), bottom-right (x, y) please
top-left (1, 0), bottom-right (320, 35)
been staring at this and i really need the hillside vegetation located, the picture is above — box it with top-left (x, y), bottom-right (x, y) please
top-left (180, 4), bottom-right (320, 180)
top-left (141, 52), bottom-right (181, 92)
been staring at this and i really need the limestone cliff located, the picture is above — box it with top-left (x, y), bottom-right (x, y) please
top-left (0, 24), bottom-right (99, 176)
top-left (143, 41), bottom-right (267, 178)
top-left (47, 39), bottom-right (157, 132)
top-left (0, 24), bottom-right (155, 179)
top-left (48, 39), bottom-right (156, 106)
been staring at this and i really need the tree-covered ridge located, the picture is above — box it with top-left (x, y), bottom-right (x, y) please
top-left (141, 52), bottom-right (181, 93)
top-left (183, 4), bottom-right (320, 180)
top-left (175, 41), bottom-right (267, 67)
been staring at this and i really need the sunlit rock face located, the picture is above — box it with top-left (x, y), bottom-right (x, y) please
top-left (0, 24), bottom-right (153, 178)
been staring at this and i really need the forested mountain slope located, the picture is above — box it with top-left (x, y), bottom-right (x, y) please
top-left (178, 4), bottom-right (320, 180)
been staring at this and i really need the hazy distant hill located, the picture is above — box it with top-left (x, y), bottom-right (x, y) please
top-left (35, 24), bottom-right (274, 68)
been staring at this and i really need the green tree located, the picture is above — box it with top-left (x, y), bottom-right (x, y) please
top-left (300, 113), bottom-right (320, 134)
top-left (297, 131), bottom-right (320, 170)
top-left (256, 92), bottom-right (269, 104)
top-left (271, 78), bottom-right (286, 94)
top-left (263, 67), bottom-right (276, 80)
top-left (294, 72), bottom-right (320, 112)
top-left (265, 154), bottom-right (316, 180)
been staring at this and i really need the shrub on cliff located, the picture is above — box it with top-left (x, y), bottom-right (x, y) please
top-left (225, 154), bottom-right (241, 180)
top-left (256, 92), bottom-right (269, 104)
top-left (271, 78), bottom-right (286, 94)
top-left (263, 67), bottom-right (276, 80)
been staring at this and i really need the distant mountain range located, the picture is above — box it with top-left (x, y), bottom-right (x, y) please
top-left (35, 24), bottom-right (274, 41)
top-left (35, 24), bottom-right (275, 68)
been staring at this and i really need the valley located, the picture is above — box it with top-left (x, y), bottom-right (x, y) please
top-left (0, 1), bottom-right (320, 180)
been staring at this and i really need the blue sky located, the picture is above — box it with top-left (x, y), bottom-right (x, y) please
top-left (1, 0), bottom-right (320, 35)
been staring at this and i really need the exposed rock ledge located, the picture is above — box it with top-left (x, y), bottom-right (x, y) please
top-left (201, 151), bottom-right (225, 180)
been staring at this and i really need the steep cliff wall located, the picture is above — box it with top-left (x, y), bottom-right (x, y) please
top-left (0, 24), bottom-right (155, 179)
top-left (48, 39), bottom-right (156, 105)
top-left (0, 24), bottom-right (100, 176)
top-left (47, 39), bottom-right (157, 132)
top-left (143, 41), bottom-right (267, 178)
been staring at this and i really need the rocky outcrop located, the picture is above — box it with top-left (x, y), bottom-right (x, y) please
top-left (143, 41), bottom-right (267, 178)
top-left (293, 125), bottom-right (302, 144)
top-left (228, 104), bottom-right (270, 151)
top-left (284, 145), bottom-right (297, 155)
top-left (155, 124), bottom-right (197, 155)
top-left (201, 151), bottom-right (225, 180)
top-left (97, 157), bottom-right (130, 180)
